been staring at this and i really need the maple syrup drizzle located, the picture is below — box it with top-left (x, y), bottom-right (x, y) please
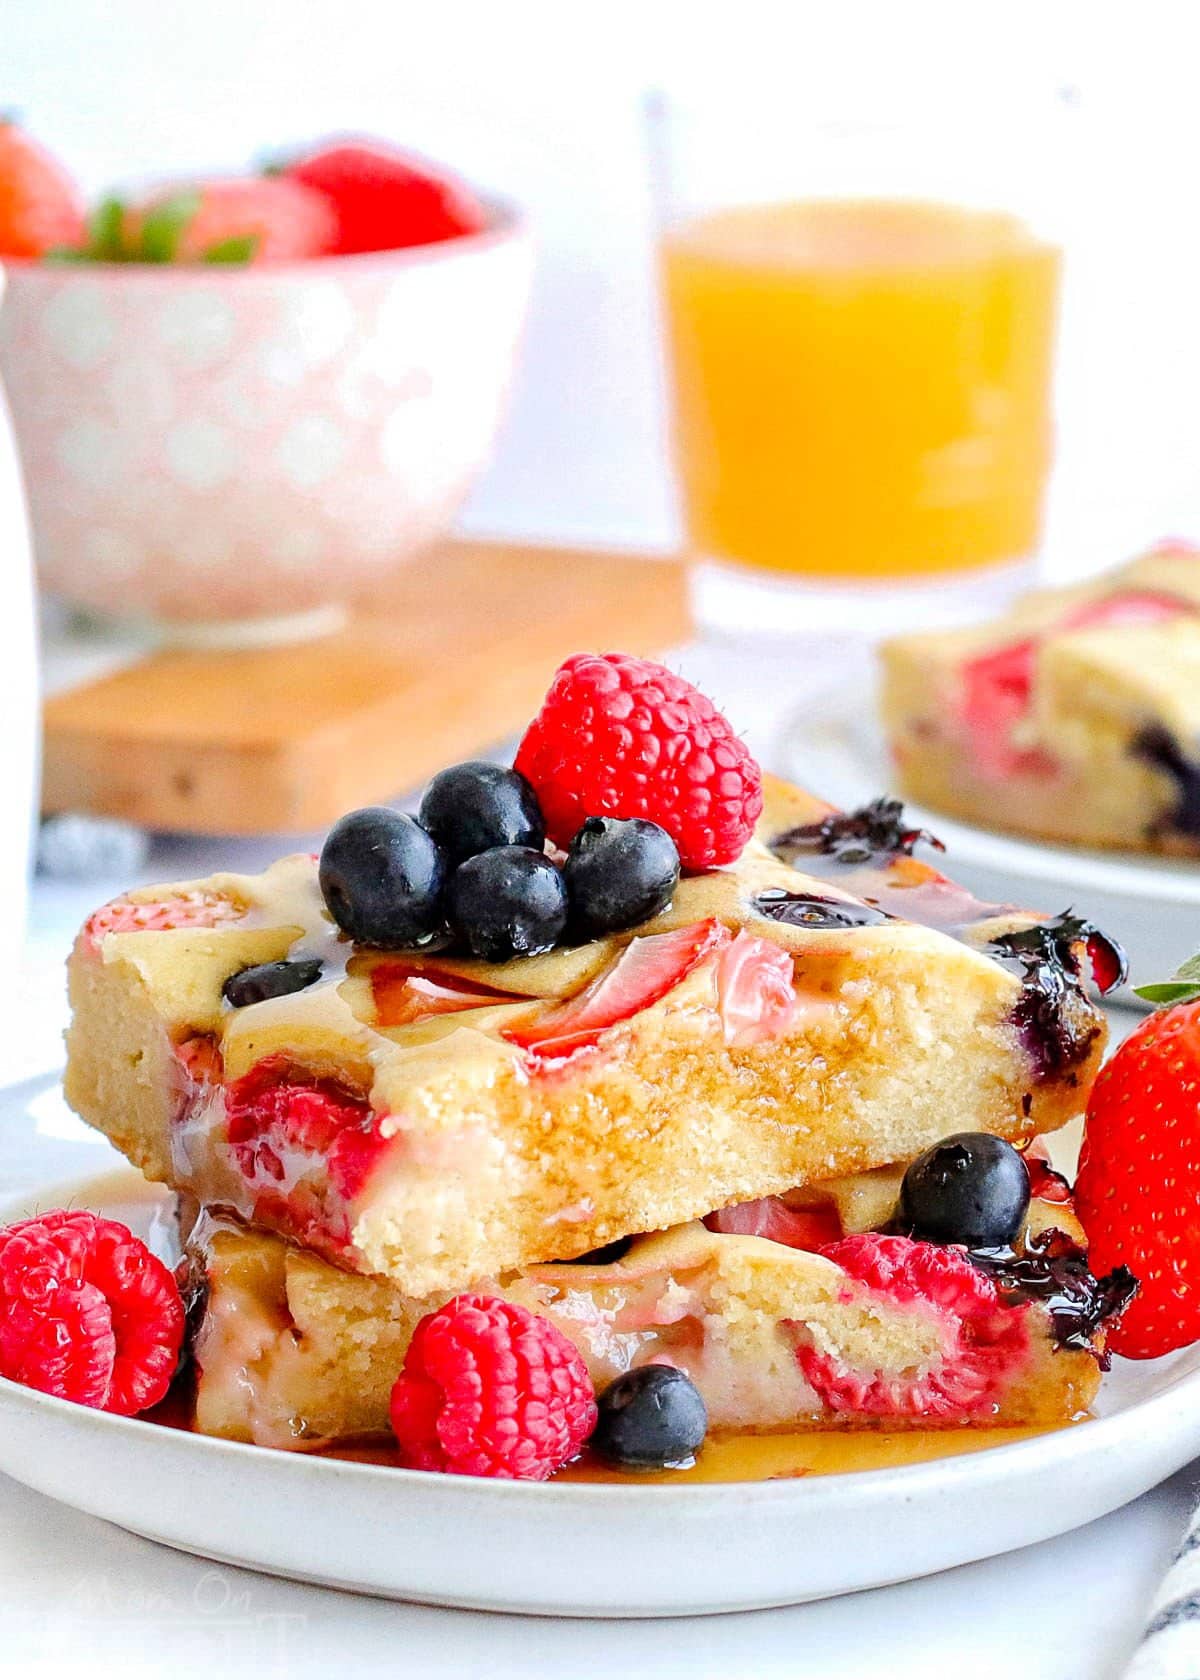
top-left (769, 810), bottom-right (1014, 942)
top-left (144, 1388), bottom-right (1067, 1485)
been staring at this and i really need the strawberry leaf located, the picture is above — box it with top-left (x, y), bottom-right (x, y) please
top-left (202, 234), bottom-right (258, 264)
top-left (136, 191), bottom-right (201, 263)
top-left (44, 197), bottom-right (127, 264)
top-left (1133, 951), bottom-right (1200, 1007)
top-left (87, 196), bottom-right (128, 261)
top-left (1133, 980), bottom-right (1200, 1006)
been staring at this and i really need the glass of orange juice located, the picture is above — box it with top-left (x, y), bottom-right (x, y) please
top-left (649, 94), bottom-right (1070, 636)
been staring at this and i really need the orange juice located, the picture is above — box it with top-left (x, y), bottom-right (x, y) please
top-left (662, 199), bottom-right (1061, 580)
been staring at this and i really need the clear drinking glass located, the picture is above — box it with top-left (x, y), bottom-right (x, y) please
top-left (647, 88), bottom-right (1074, 638)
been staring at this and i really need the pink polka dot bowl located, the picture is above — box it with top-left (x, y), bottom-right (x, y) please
top-left (0, 205), bottom-right (530, 640)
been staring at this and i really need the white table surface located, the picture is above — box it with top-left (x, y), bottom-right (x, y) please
top-left (5, 633), bottom-right (1191, 1680)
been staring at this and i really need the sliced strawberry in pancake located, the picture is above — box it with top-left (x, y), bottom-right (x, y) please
top-left (960, 588), bottom-right (1192, 779)
top-left (1065, 588), bottom-right (1189, 632)
top-left (81, 889), bottom-right (243, 953)
top-left (221, 1057), bottom-right (389, 1250)
top-left (713, 931), bottom-right (797, 1047)
top-left (705, 1195), bottom-right (841, 1251)
top-left (372, 963), bottom-right (521, 1028)
top-left (504, 920), bottom-right (731, 1058)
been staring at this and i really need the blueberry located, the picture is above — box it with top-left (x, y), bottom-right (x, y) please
top-left (222, 958), bottom-right (323, 1008)
top-left (898, 1131), bottom-right (1031, 1248)
top-left (319, 807), bottom-right (446, 948)
top-left (1133, 724), bottom-right (1200, 840)
top-left (563, 817), bottom-right (680, 937)
top-left (592, 1366), bottom-right (708, 1470)
top-left (419, 761), bottom-right (546, 868)
top-left (447, 845), bottom-right (567, 962)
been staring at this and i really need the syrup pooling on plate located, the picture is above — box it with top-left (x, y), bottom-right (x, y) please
top-left (309, 1425), bottom-right (1067, 1482)
top-left (142, 1381), bottom-right (1066, 1483)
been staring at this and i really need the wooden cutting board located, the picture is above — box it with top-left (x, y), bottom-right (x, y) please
top-left (42, 538), bottom-right (690, 836)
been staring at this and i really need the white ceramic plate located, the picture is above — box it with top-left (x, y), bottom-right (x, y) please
top-left (2, 1146), bottom-right (1200, 1617)
top-left (779, 683), bottom-right (1200, 1000)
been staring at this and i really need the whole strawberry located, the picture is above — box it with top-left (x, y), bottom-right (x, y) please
top-left (0, 118), bottom-right (85, 258)
top-left (284, 139), bottom-right (487, 254)
top-left (1075, 956), bottom-right (1200, 1358)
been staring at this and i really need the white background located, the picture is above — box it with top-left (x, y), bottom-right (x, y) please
top-left (6, 0), bottom-right (1200, 569)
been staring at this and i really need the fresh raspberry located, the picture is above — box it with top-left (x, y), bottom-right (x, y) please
top-left (390, 1293), bottom-right (597, 1479)
top-left (515, 653), bottom-right (763, 871)
top-left (82, 888), bottom-right (243, 951)
top-left (0, 1211), bottom-right (183, 1414)
top-left (797, 1233), bottom-right (1030, 1419)
top-left (221, 1048), bottom-right (384, 1209)
top-left (123, 177), bottom-right (337, 263)
top-left (284, 139), bottom-right (488, 254)
top-left (0, 119), bottom-right (85, 258)
top-left (1076, 994), bottom-right (1200, 1358)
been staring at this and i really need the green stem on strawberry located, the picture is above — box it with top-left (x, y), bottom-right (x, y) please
top-left (89, 196), bottom-right (128, 260)
top-left (43, 188), bottom-right (260, 266)
top-left (136, 191), bottom-right (201, 262)
top-left (1133, 953), bottom-right (1200, 1007)
top-left (203, 233), bottom-right (259, 263)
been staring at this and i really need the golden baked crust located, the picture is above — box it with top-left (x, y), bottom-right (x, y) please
top-left (66, 776), bottom-right (1107, 1295)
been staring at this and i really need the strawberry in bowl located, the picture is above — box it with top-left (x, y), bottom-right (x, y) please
top-left (0, 124), bottom-right (528, 637)
top-left (0, 118), bottom-right (86, 259)
top-left (282, 138), bottom-right (489, 253)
